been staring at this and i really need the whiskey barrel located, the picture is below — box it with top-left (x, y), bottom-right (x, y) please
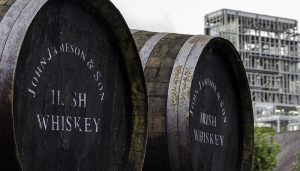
top-left (0, 0), bottom-right (147, 170)
top-left (132, 30), bottom-right (254, 171)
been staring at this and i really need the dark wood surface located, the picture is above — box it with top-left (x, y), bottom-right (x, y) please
top-left (132, 31), bottom-right (254, 171)
top-left (0, 0), bottom-right (147, 170)
top-left (14, 1), bottom-right (131, 170)
top-left (189, 43), bottom-right (242, 170)
top-left (139, 32), bottom-right (191, 171)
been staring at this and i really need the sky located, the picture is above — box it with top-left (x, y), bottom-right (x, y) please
top-left (110, 0), bottom-right (300, 35)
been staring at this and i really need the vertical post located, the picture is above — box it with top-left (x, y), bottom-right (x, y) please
top-left (277, 117), bottom-right (280, 133)
top-left (236, 12), bottom-right (240, 50)
top-left (224, 9), bottom-right (227, 39)
top-left (204, 15), bottom-right (208, 35)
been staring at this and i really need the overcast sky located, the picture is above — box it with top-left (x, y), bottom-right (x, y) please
top-left (110, 0), bottom-right (300, 35)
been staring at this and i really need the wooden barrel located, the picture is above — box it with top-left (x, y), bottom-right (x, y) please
top-left (0, 0), bottom-right (147, 170)
top-left (132, 30), bottom-right (254, 171)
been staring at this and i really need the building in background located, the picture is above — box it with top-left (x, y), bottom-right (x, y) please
top-left (205, 9), bottom-right (300, 132)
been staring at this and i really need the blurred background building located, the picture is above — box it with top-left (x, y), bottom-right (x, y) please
top-left (205, 9), bottom-right (300, 132)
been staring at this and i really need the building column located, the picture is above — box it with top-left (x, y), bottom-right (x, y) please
top-left (277, 117), bottom-right (280, 132)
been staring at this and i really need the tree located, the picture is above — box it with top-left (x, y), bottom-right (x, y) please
top-left (252, 127), bottom-right (281, 171)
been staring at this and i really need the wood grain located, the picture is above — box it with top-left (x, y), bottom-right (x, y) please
top-left (132, 30), bottom-right (254, 171)
top-left (0, 0), bottom-right (147, 170)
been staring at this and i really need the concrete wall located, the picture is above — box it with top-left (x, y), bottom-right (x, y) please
top-left (275, 131), bottom-right (300, 171)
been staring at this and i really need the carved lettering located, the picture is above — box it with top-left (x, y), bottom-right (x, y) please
top-left (37, 114), bottom-right (49, 130)
top-left (94, 71), bottom-right (101, 81)
top-left (199, 112), bottom-right (217, 127)
top-left (28, 42), bottom-right (105, 100)
top-left (78, 93), bottom-right (86, 108)
top-left (32, 77), bottom-right (38, 87)
top-left (36, 115), bottom-right (100, 133)
top-left (51, 115), bottom-right (60, 131)
top-left (84, 118), bottom-right (92, 132)
top-left (71, 92), bottom-right (87, 108)
top-left (93, 118), bottom-right (101, 133)
top-left (190, 78), bottom-right (227, 147)
top-left (193, 129), bottom-right (224, 146)
top-left (47, 48), bottom-right (53, 60)
top-left (30, 42), bottom-right (105, 134)
top-left (66, 116), bottom-right (72, 131)
top-left (51, 89), bottom-right (64, 106)
top-left (28, 88), bottom-right (36, 98)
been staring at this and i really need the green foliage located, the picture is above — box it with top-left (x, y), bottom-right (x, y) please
top-left (293, 150), bottom-right (300, 171)
top-left (253, 127), bottom-right (281, 171)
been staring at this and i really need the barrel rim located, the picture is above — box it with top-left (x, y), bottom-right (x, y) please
top-left (211, 37), bottom-right (254, 170)
top-left (166, 35), bottom-right (254, 170)
top-left (0, 0), bottom-right (148, 170)
top-left (166, 35), bottom-right (210, 171)
top-left (138, 32), bottom-right (168, 70)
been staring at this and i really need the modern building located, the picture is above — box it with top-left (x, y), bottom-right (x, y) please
top-left (205, 9), bottom-right (300, 132)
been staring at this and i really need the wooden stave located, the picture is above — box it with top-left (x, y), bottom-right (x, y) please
top-left (168, 35), bottom-right (212, 171)
top-left (0, 0), bottom-right (148, 170)
top-left (132, 30), bottom-right (191, 171)
top-left (132, 30), bottom-right (254, 171)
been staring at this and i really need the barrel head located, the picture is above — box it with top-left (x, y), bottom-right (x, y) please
top-left (133, 31), bottom-right (252, 171)
top-left (13, 1), bottom-right (131, 170)
top-left (189, 42), bottom-right (242, 170)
